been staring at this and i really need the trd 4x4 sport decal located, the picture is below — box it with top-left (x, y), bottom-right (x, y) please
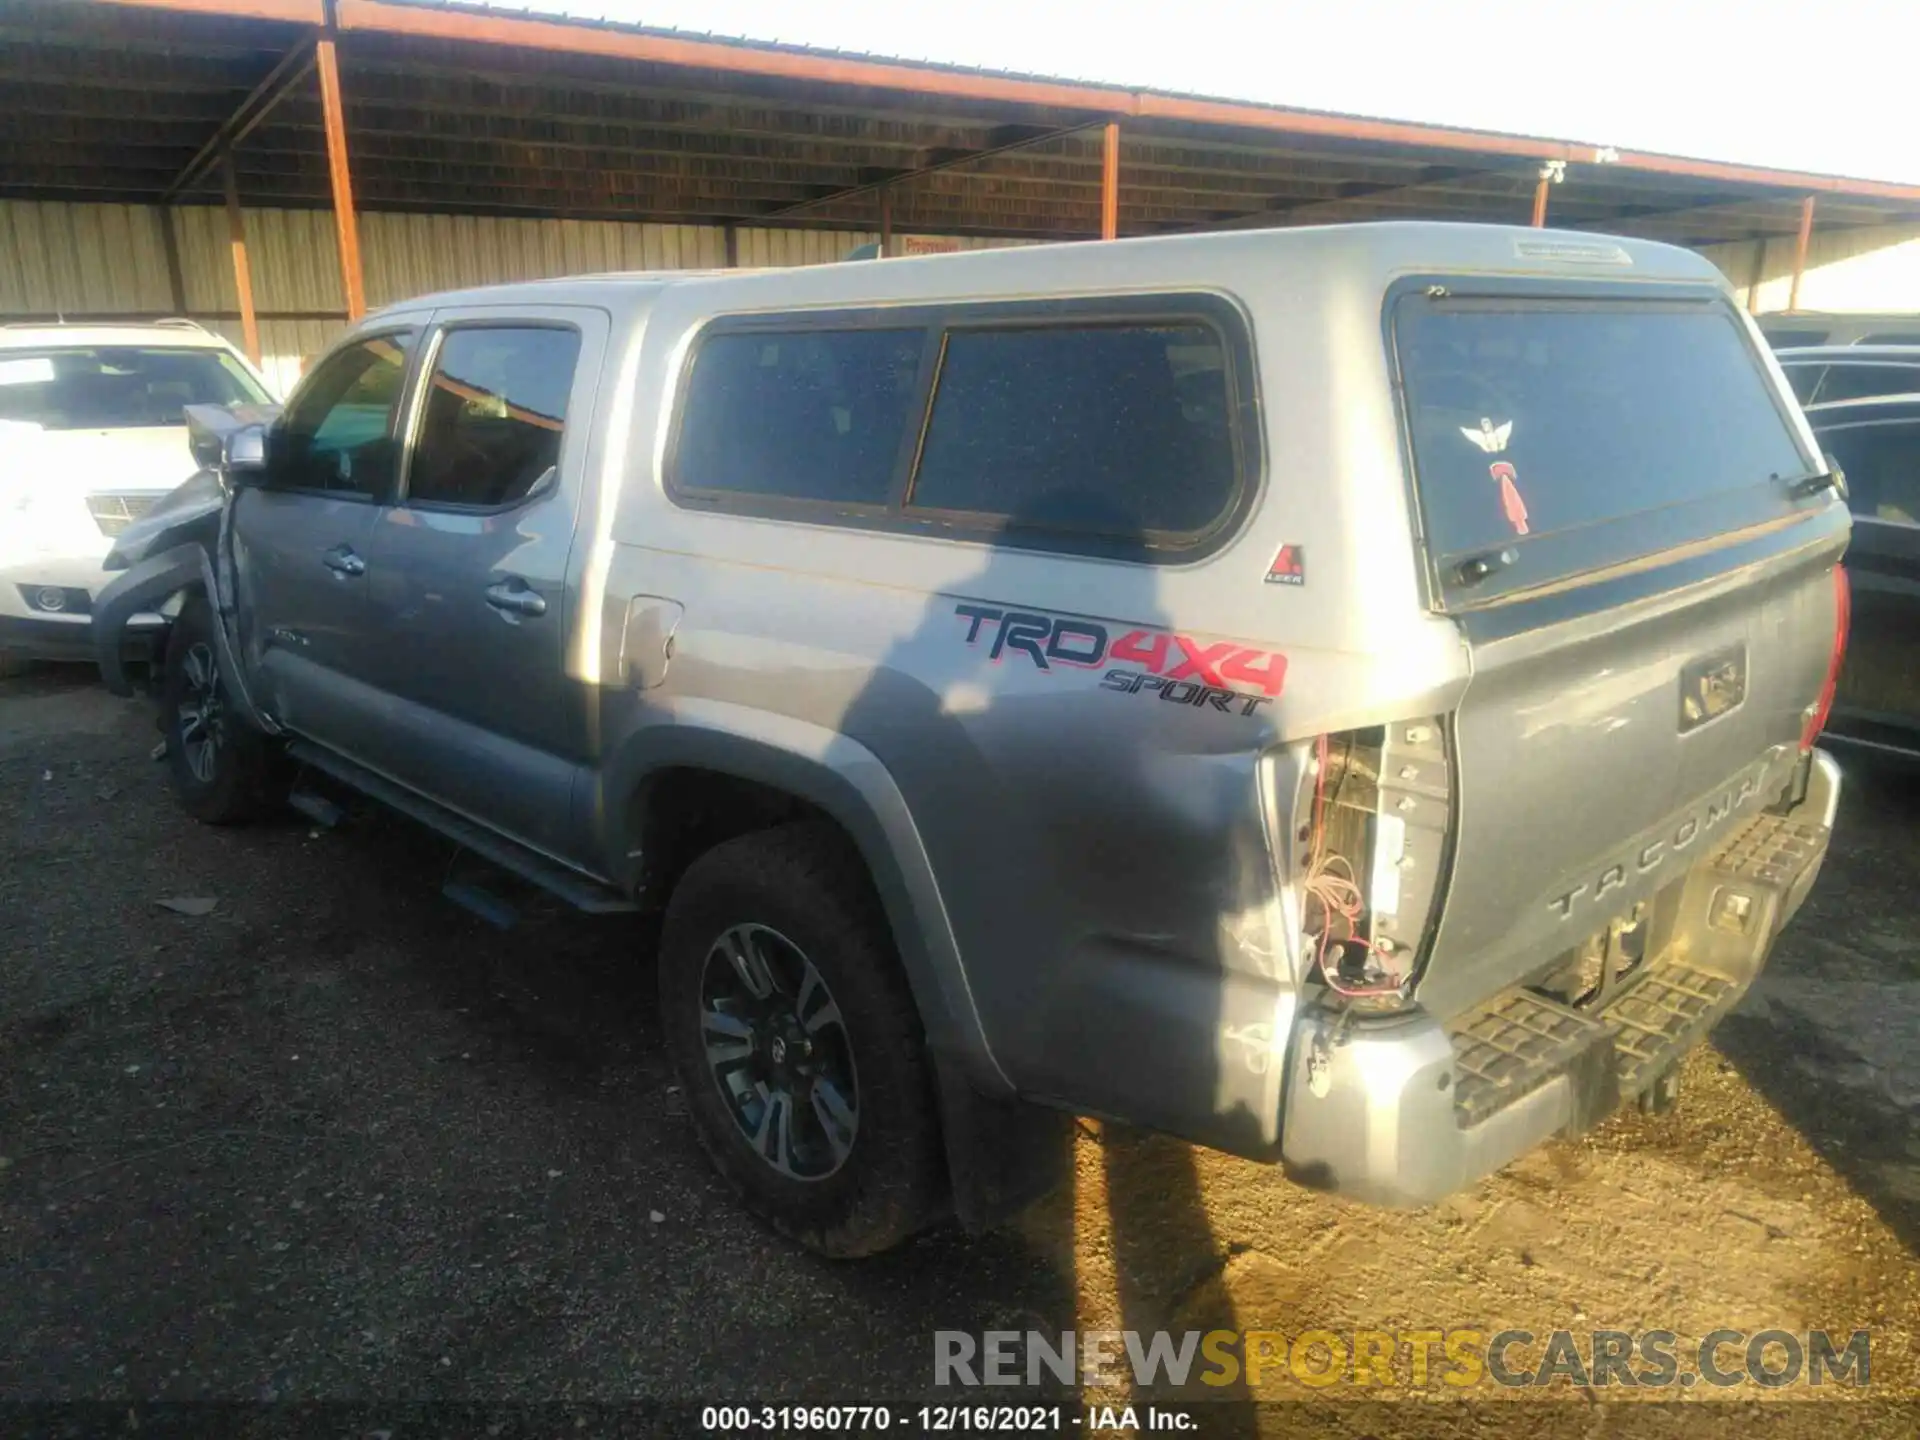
top-left (953, 603), bottom-right (1285, 716)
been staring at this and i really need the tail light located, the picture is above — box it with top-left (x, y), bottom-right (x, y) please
top-left (1289, 717), bottom-right (1454, 1004)
top-left (1800, 564), bottom-right (1851, 751)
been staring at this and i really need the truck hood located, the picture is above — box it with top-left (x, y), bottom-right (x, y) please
top-left (4, 424), bottom-right (200, 495)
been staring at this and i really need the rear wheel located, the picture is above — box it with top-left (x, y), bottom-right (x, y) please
top-left (659, 822), bottom-right (944, 1257)
top-left (159, 598), bottom-right (279, 825)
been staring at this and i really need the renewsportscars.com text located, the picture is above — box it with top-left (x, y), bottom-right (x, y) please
top-left (934, 1328), bottom-right (1871, 1391)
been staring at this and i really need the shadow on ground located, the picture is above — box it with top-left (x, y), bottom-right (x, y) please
top-left (1714, 745), bottom-right (1920, 1256)
top-left (0, 670), bottom-right (1233, 1407)
top-left (7, 668), bottom-right (1919, 1419)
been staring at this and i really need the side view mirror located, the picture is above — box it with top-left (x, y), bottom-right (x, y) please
top-left (184, 404), bottom-right (281, 483)
top-left (222, 423), bottom-right (270, 485)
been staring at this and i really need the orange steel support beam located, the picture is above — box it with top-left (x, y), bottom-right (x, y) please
top-left (315, 35), bottom-right (366, 321)
top-left (96, 0), bottom-right (326, 21)
top-left (1530, 174), bottom-right (1550, 227)
top-left (1788, 195), bottom-right (1815, 312)
top-left (1101, 121), bottom-right (1120, 239)
top-left (222, 150), bottom-right (261, 364)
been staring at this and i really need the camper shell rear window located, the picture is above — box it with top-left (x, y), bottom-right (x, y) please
top-left (1392, 284), bottom-right (1817, 606)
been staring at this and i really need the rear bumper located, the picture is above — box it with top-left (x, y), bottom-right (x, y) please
top-left (1278, 749), bottom-right (1840, 1207)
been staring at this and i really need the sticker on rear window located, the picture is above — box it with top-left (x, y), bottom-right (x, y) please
top-left (1459, 417), bottom-right (1512, 454)
top-left (1488, 461), bottom-right (1531, 536)
top-left (1459, 419), bottom-right (1530, 535)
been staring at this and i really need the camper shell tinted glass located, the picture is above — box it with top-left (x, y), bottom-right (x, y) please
top-left (667, 294), bottom-right (1259, 562)
top-left (674, 327), bottom-right (927, 507)
top-left (910, 322), bottom-right (1237, 538)
top-left (1392, 283), bottom-right (1815, 606)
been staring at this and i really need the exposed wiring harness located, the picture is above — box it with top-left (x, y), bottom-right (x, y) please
top-left (1303, 732), bottom-right (1408, 1000)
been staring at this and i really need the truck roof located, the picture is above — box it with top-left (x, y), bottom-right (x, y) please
top-left (368, 221), bottom-right (1727, 320)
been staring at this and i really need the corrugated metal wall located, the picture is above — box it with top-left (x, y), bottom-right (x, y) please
top-left (17, 198), bottom-right (1920, 388)
top-left (1700, 221), bottom-right (1920, 315)
top-left (0, 200), bottom-right (1029, 396)
top-left (0, 202), bottom-right (177, 315)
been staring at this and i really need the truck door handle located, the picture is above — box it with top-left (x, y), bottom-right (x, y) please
top-left (322, 546), bottom-right (366, 577)
top-left (484, 580), bottom-right (548, 618)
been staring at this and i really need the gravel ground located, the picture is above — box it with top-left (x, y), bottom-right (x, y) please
top-left (2, 665), bottom-right (1918, 1435)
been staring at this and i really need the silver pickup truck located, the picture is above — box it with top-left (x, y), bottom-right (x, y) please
top-left (95, 223), bottom-right (1849, 1257)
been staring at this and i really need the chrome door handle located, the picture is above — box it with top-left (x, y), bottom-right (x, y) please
top-left (322, 546), bottom-right (366, 577)
top-left (484, 581), bottom-right (548, 618)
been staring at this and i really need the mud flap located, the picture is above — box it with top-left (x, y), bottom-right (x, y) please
top-left (933, 1054), bottom-right (1073, 1233)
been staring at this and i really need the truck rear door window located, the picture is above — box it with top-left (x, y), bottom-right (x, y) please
top-left (1396, 297), bottom-right (1810, 597)
top-left (408, 326), bottom-right (581, 509)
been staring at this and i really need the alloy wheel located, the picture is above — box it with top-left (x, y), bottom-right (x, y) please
top-left (175, 641), bottom-right (226, 784)
top-left (698, 922), bottom-right (860, 1181)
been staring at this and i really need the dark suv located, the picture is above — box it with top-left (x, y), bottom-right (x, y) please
top-left (1804, 390), bottom-right (1920, 750)
top-left (1759, 312), bottom-right (1920, 350)
top-left (1776, 344), bottom-right (1920, 407)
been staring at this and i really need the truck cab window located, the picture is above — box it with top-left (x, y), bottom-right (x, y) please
top-left (408, 327), bottom-right (583, 508)
top-left (273, 332), bottom-right (415, 497)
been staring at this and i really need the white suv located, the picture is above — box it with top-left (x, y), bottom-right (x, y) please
top-left (0, 320), bottom-right (276, 673)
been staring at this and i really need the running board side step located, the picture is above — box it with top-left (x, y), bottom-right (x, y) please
top-left (284, 740), bottom-right (637, 915)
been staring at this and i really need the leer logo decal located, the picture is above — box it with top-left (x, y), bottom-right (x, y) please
top-left (1265, 544), bottom-right (1305, 586)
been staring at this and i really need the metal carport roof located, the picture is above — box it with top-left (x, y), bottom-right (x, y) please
top-left (5, 0), bottom-right (1918, 322)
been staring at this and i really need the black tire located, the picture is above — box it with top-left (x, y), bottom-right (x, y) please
top-left (158, 597), bottom-right (279, 825)
top-left (659, 822), bottom-right (945, 1257)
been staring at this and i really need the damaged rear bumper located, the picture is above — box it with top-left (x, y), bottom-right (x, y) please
top-left (1278, 748), bottom-right (1840, 1207)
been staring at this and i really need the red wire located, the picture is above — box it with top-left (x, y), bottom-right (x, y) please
top-left (1307, 732), bottom-right (1405, 999)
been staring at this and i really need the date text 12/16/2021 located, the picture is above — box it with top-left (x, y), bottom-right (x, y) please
top-left (700, 1405), bottom-right (1195, 1432)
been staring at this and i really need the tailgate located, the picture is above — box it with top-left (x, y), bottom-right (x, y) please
top-left (1390, 283), bottom-right (1848, 1018)
top-left (1416, 534), bottom-right (1842, 1019)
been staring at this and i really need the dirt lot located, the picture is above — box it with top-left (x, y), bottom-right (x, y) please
top-left (3, 665), bottom-right (1919, 1435)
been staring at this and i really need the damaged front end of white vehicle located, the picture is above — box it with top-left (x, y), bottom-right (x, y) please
top-left (92, 402), bottom-right (281, 738)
